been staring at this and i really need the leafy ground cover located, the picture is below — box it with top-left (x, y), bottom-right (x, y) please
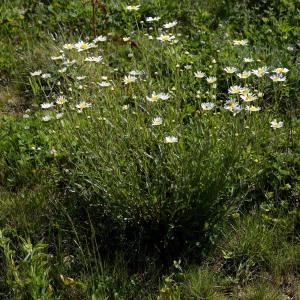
top-left (0, 0), bottom-right (299, 298)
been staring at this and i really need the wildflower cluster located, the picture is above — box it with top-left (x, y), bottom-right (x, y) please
top-left (27, 6), bottom-right (290, 159)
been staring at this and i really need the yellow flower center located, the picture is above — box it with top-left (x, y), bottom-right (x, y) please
top-left (80, 44), bottom-right (88, 49)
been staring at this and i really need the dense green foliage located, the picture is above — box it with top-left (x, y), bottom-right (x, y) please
top-left (0, 0), bottom-right (299, 298)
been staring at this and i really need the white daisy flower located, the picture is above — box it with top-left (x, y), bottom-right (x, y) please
top-left (232, 39), bottom-right (248, 46)
top-left (201, 102), bottom-right (215, 111)
top-left (157, 34), bottom-right (176, 43)
top-left (157, 92), bottom-right (171, 100)
top-left (42, 115), bottom-right (52, 122)
top-left (30, 70), bottom-right (42, 76)
top-left (41, 102), bottom-right (54, 109)
top-left (74, 41), bottom-right (95, 52)
top-left (77, 76), bottom-right (86, 81)
top-left (49, 148), bottom-right (57, 156)
top-left (56, 112), bottom-right (64, 119)
top-left (123, 75), bottom-right (137, 84)
top-left (56, 96), bottom-right (67, 105)
top-left (97, 81), bottom-right (111, 87)
top-left (224, 100), bottom-right (242, 113)
top-left (146, 92), bottom-right (170, 102)
top-left (163, 20), bottom-right (178, 29)
top-left (270, 74), bottom-right (286, 82)
top-left (239, 87), bottom-right (251, 96)
top-left (245, 105), bottom-right (261, 112)
top-left (270, 119), bottom-right (284, 129)
top-left (126, 5), bottom-right (140, 11)
top-left (58, 67), bottom-right (67, 73)
top-left (224, 67), bottom-right (237, 74)
top-left (244, 57), bottom-right (254, 63)
top-left (228, 85), bottom-right (243, 94)
top-left (146, 16), bottom-right (161, 22)
top-left (146, 92), bottom-right (160, 102)
top-left (164, 136), bottom-right (178, 143)
top-left (206, 76), bottom-right (217, 84)
top-left (51, 55), bottom-right (64, 61)
top-left (240, 93), bottom-right (257, 102)
top-left (237, 71), bottom-right (251, 79)
top-left (63, 59), bottom-right (76, 67)
top-left (41, 73), bottom-right (51, 79)
top-left (129, 70), bottom-right (144, 76)
top-left (84, 56), bottom-right (103, 63)
top-left (93, 35), bottom-right (107, 43)
top-left (194, 71), bottom-right (206, 79)
top-left (76, 101), bottom-right (92, 110)
top-left (273, 68), bottom-right (289, 74)
top-left (258, 92), bottom-right (264, 98)
top-left (252, 66), bottom-right (268, 77)
top-left (63, 43), bottom-right (74, 50)
top-left (152, 116), bottom-right (163, 126)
